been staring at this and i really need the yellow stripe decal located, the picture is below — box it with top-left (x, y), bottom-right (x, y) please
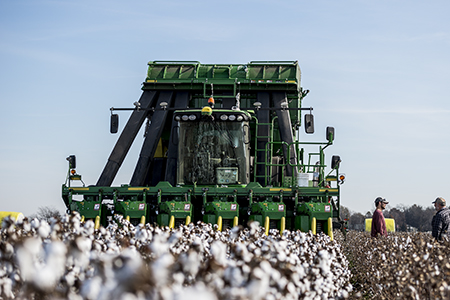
top-left (71, 188), bottom-right (89, 191)
top-left (269, 188), bottom-right (292, 192)
top-left (319, 189), bottom-right (339, 192)
top-left (128, 187), bottom-right (150, 191)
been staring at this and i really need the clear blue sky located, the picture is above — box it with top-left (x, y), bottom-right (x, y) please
top-left (1, 0), bottom-right (449, 216)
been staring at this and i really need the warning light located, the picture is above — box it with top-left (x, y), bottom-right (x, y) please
top-left (201, 106), bottom-right (213, 116)
top-left (339, 174), bottom-right (346, 184)
top-left (208, 96), bottom-right (215, 107)
top-left (71, 169), bottom-right (76, 175)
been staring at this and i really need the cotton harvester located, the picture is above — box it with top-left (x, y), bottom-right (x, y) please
top-left (62, 61), bottom-right (345, 238)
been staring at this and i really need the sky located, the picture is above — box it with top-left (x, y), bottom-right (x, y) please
top-left (1, 0), bottom-right (450, 217)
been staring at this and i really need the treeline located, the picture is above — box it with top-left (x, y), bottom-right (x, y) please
top-left (341, 204), bottom-right (435, 232)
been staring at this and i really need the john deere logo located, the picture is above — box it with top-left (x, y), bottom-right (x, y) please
top-left (231, 204), bottom-right (237, 211)
top-left (184, 204), bottom-right (191, 211)
top-left (278, 205), bottom-right (284, 212)
top-left (139, 203), bottom-right (145, 210)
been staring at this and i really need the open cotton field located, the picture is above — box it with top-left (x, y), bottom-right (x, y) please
top-left (0, 214), bottom-right (351, 300)
top-left (339, 231), bottom-right (450, 299)
top-left (1, 214), bottom-right (449, 300)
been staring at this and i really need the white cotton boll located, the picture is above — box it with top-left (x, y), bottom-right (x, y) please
top-left (65, 271), bottom-right (76, 286)
top-left (83, 220), bottom-right (95, 236)
top-left (22, 221), bottom-right (31, 232)
top-left (277, 277), bottom-right (288, 290)
top-left (76, 236), bottom-right (92, 252)
top-left (246, 277), bottom-right (269, 300)
top-left (72, 236), bottom-right (92, 268)
top-left (251, 267), bottom-right (265, 280)
top-left (38, 220), bottom-right (51, 238)
top-left (259, 260), bottom-right (272, 274)
top-left (317, 250), bottom-right (331, 275)
top-left (173, 283), bottom-right (219, 300)
top-left (16, 237), bottom-right (42, 281)
top-left (168, 230), bottom-right (181, 245)
top-left (152, 253), bottom-right (174, 287)
top-left (210, 241), bottom-right (227, 266)
top-left (135, 224), bottom-right (148, 242)
top-left (180, 250), bottom-right (201, 278)
top-left (80, 276), bottom-right (102, 300)
top-left (113, 248), bottom-right (143, 283)
top-left (230, 225), bottom-right (240, 240)
top-left (31, 241), bottom-right (67, 292)
top-left (1, 242), bottom-right (14, 259)
top-left (172, 272), bottom-right (185, 286)
top-left (0, 277), bottom-right (14, 298)
top-left (149, 235), bottom-right (170, 258)
top-left (270, 269), bottom-right (281, 283)
top-left (31, 218), bottom-right (40, 229)
top-left (225, 266), bottom-right (245, 287)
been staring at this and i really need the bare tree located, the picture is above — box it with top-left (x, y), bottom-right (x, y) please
top-left (28, 206), bottom-right (62, 222)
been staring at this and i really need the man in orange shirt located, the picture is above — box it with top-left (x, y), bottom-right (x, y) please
top-left (371, 197), bottom-right (389, 238)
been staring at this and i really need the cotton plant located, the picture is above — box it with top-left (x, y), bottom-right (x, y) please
top-left (0, 214), bottom-right (352, 300)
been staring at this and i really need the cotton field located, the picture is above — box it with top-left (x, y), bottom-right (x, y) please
top-left (339, 231), bottom-right (450, 299)
top-left (0, 214), bottom-right (352, 300)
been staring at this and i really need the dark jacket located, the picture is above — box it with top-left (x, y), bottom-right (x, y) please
top-left (432, 207), bottom-right (450, 240)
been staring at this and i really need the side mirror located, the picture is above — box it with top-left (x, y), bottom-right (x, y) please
top-left (110, 114), bottom-right (119, 134)
top-left (304, 114), bottom-right (314, 134)
top-left (326, 126), bottom-right (335, 142)
top-left (331, 155), bottom-right (341, 169)
top-left (66, 155), bottom-right (76, 169)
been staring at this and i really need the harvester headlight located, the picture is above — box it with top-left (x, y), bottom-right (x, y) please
top-left (236, 115), bottom-right (244, 121)
top-left (220, 114), bottom-right (228, 121)
top-left (175, 115), bottom-right (181, 121)
top-left (228, 115), bottom-right (236, 121)
top-left (188, 114), bottom-right (197, 121)
top-left (182, 115), bottom-right (189, 121)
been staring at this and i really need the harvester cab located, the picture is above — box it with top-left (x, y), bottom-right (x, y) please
top-left (175, 108), bottom-right (251, 186)
top-left (61, 60), bottom-right (345, 238)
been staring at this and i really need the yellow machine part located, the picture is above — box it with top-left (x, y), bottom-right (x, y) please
top-left (0, 211), bottom-right (24, 227)
top-left (264, 216), bottom-right (270, 236)
top-left (154, 138), bottom-right (167, 158)
top-left (169, 215), bottom-right (175, 229)
top-left (365, 218), bottom-right (395, 232)
top-left (94, 216), bottom-right (100, 230)
top-left (217, 216), bottom-right (223, 231)
top-left (327, 217), bottom-right (334, 241)
top-left (311, 217), bottom-right (317, 234)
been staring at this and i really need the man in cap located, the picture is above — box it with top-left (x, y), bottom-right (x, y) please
top-left (371, 197), bottom-right (389, 238)
top-left (431, 197), bottom-right (450, 241)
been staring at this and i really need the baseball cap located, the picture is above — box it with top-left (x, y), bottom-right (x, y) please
top-left (375, 197), bottom-right (389, 205)
top-left (432, 197), bottom-right (446, 206)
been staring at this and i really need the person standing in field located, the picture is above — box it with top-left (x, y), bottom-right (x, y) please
top-left (431, 197), bottom-right (450, 241)
top-left (371, 197), bottom-right (389, 238)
